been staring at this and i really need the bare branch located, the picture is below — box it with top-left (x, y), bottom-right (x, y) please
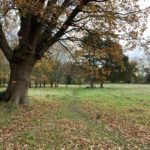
top-left (58, 41), bottom-right (79, 64)
top-left (36, 0), bottom-right (72, 48)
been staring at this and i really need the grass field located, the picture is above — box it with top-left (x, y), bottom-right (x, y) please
top-left (0, 84), bottom-right (150, 149)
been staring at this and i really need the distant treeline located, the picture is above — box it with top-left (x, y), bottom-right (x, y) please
top-left (1, 51), bottom-right (149, 88)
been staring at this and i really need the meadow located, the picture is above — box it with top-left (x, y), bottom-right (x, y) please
top-left (0, 84), bottom-right (150, 149)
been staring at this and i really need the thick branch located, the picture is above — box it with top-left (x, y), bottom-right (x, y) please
top-left (36, 0), bottom-right (72, 49)
top-left (0, 24), bottom-right (13, 61)
top-left (37, 0), bottom-right (92, 55)
top-left (18, 13), bottom-right (32, 48)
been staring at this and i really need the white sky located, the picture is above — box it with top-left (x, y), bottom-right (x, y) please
top-left (126, 0), bottom-right (150, 60)
top-left (142, 0), bottom-right (150, 38)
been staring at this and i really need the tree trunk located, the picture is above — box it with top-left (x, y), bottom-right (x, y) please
top-left (90, 78), bottom-right (94, 88)
top-left (55, 81), bottom-right (58, 88)
top-left (39, 82), bottom-right (42, 87)
top-left (56, 81), bottom-right (59, 87)
top-left (35, 79), bottom-right (38, 87)
top-left (50, 80), bottom-right (53, 88)
top-left (2, 79), bottom-right (5, 87)
top-left (100, 81), bottom-right (104, 88)
top-left (5, 60), bottom-right (35, 105)
top-left (29, 80), bottom-right (32, 88)
top-left (0, 80), bottom-right (2, 87)
top-left (43, 80), bottom-right (46, 87)
top-left (99, 70), bottom-right (104, 88)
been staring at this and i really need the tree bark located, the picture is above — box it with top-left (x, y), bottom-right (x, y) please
top-left (55, 81), bottom-right (58, 88)
top-left (39, 82), bottom-right (42, 87)
top-left (50, 80), bottom-right (53, 88)
top-left (90, 78), bottom-right (94, 88)
top-left (0, 80), bottom-right (2, 87)
top-left (100, 81), bottom-right (104, 88)
top-left (5, 59), bottom-right (35, 105)
top-left (2, 79), bottom-right (6, 87)
top-left (43, 80), bottom-right (46, 87)
top-left (56, 81), bottom-right (59, 87)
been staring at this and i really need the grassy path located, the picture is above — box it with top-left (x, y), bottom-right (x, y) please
top-left (68, 88), bottom-right (150, 149)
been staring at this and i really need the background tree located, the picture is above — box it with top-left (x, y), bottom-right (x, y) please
top-left (75, 31), bottom-right (124, 88)
top-left (145, 72), bottom-right (150, 83)
top-left (48, 47), bottom-right (66, 88)
top-left (108, 56), bottom-right (138, 83)
top-left (32, 55), bottom-right (54, 87)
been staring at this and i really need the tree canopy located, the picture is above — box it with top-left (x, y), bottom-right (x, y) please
top-left (75, 31), bottom-right (124, 87)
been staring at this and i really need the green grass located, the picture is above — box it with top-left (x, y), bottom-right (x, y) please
top-left (29, 84), bottom-right (150, 126)
top-left (0, 84), bottom-right (150, 149)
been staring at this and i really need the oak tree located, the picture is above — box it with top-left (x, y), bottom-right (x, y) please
top-left (0, 0), bottom-right (149, 105)
top-left (75, 31), bottom-right (124, 88)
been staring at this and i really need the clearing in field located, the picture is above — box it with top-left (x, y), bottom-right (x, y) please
top-left (0, 84), bottom-right (150, 149)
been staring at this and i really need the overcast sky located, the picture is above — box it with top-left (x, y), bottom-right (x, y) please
top-left (125, 0), bottom-right (150, 60)
top-left (142, 0), bottom-right (150, 38)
